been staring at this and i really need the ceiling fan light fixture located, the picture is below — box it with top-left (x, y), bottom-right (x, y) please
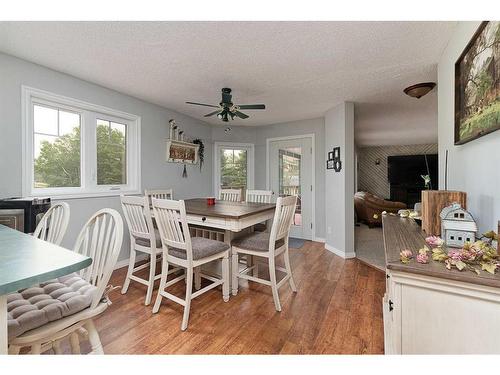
top-left (403, 82), bottom-right (436, 99)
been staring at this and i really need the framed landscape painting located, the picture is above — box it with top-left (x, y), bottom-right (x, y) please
top-left (455, 21), bottom-right (500, 145)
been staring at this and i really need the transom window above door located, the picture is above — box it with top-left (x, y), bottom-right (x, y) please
top-left (23, 87), bottom-right (141, 198)
top-left (213, 142), bottom-right (254, 198)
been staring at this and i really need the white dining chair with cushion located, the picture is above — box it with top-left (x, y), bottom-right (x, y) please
top-left (245, 189), bottom-right (273, 204)
top-left (219, 188), bottom-right (241, 202)
top-left (231, 195), bottom-right (298, 312)
top-left (120, 195), bottom-right (180, 306)
top-left (245, 189), bottom-right (273, 233)
top-left (152, 198), bottom-right (230, 331)
top-left (145, 188), bottom-right (173, 204)
top-left (33, 202), bottom-right (70, 245)
top-left (8, 208), bottom-right (123, 354)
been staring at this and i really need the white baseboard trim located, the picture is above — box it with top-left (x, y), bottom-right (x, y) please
top-left (314, 237), bottom-right (326, 243)
top-left (324, 243), bottom-right (356, 259)
top-left (114, 253), bottom-right (149, 270)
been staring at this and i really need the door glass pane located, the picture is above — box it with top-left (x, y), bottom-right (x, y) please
top-left (96, 119), bottom-right (127, 185)
top-left (279, 147), bottom-right (301, 226)
top-left (220, 148), bottom-right (247, 196)
top-left (33, 104), bottom-right (81, 188)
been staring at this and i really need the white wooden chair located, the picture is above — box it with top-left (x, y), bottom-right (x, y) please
top-left (152, 198), bottom-right (230, 330)
top-left (246, 189), bottom-right (273, 204)
top-left (219, 188), bottom-right (241, 202)
top-left (231, 195), bottom-right (298, 311)
top-left (9, 208), bottom-right (123, 355)
top-left (120, 195), bottom-right (179, 305)
top-left (145, 188), bottom-right (173, 204)
top-left (33, 202), bottom-right (70, 245)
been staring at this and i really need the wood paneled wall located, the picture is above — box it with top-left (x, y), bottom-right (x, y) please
top-left (357, 144), bottom-right (438, 199)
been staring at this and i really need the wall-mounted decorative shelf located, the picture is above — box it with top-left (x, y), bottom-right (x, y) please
top-left (166, 139), bottom-right (199, 164)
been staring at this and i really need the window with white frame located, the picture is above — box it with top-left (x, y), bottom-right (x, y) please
top-left (23, 87), bottom-right (141, 198)
top-left (213, 142), bottom-right (254, 198)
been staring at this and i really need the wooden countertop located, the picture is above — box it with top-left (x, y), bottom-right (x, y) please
top-left (383, 215), bottom-right (500, 289)
top-left (184, 199), bottom-right (275, 219)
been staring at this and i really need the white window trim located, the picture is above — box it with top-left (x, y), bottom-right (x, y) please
top-left (213, 142), bottom-right (255, 197)
top-left (22, 86), bottom-right (141, 199)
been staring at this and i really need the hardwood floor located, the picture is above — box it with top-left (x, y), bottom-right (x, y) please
top-left (78, 241), bottom-right (386, 354)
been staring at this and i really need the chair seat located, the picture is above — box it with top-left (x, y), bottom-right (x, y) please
top-left (7, 274), bottom-right (97, 340)
top-left (168, 237), bottom-right (229, 260)
top-left (231, 231), bottom-right (285, 252)
top-left (135, 228), bottom-right (161, 248)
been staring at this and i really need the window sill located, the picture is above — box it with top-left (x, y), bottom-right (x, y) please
top-left (27, 189), bottom-right (142, 201)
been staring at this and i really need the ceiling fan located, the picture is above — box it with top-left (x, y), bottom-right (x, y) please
top-left (186, 88), bottom-right (266, 122)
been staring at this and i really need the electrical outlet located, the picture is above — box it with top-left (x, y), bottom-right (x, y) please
top-left (327, 226), bottom-right (332, 234)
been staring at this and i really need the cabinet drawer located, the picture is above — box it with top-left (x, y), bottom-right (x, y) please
top-left (187, 214), bottom-right (227, 228)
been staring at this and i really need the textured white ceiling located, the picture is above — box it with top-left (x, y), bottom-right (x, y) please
top-left (0, 21), bottom-right (456, 145)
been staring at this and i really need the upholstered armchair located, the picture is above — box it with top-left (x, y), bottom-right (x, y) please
top-left (354, 191), bottom-right (406, 227)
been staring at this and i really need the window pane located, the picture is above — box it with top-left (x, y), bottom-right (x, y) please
top-left (97, 119), bottom-right (127, 185)
top-left (59, 110), bottom-right (80, 135)
top-left (279, 147), bottom-right (301, 226)
top-left (220, 148), bottom-right (248, 192)
top-left (33, 106), bottom-right (81, 188)
top-left (34, 105), bottom-right (58, 135)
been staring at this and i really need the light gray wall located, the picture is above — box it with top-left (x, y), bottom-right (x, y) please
top-left (325, 102), bottom-right (355, 257)
top-left (438, 21), bottom-right (500, 235)
top-left (211, 125), bottom-right (257, 145)
top-left (0, 52), bottom-right (213, 261)
top-left (358, 143), bottom-right (438, 199)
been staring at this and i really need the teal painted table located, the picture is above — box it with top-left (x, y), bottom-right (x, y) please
top-left (0, 225), bottom-right (92, 354)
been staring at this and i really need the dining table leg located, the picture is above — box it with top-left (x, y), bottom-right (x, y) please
top-left (224, 230), bottom-right (233, 289)
top-left (0, 294), bottom-right (7, 354)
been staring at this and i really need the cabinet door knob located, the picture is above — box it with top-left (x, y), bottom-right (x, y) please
top-left (202, 217), bottom-right (207, 222)
top-left (389, 300), bottom-right (394, 311)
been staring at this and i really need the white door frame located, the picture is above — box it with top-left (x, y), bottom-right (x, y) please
top-left (266, 134), bottom-right (316, 241)
top-left (213, 142), bottom-right (255, 197)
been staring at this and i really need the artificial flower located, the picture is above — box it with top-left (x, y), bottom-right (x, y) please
top-left (400, 249), bottom-right (413, 264)
top-left (425, 235), bottom-right (444, 248)
top-left (416, 252), bottom-right (429, 264)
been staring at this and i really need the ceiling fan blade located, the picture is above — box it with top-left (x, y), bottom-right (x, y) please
top-left (237, 104), bottom-right (266, 110)
top-left (234, 111), bottom-right (249, 119)
top-left (186, 101), bottom-right (219, 108)
top-left (204, 110), bottom-right (220, 117)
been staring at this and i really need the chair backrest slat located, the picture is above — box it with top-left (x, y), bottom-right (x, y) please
top-left (120, 195), bottom-right (155, 246)
top-left (269, 196), bottom-right (297, 251)
top-left (33, 202), bottom-right (70, 245)
top-left (145, 189), bottom-right (173, 205)
top-left (246, 189), bottom-right (273, 204)
top-left (73, 208), bottom-right (123, 309)
top-left (219, 188), bottom-right (241, 202)
top-left (152, 198), bottom-right (193, 261)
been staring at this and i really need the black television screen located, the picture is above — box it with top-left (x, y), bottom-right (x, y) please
top-left (387, 154), bottom-right (438, 187)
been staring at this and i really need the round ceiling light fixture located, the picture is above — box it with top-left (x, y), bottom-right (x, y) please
top-left (403, 82), bottom-right (436, 99)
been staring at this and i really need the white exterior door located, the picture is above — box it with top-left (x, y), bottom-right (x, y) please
top-left (268, 137), bottom-right (313, 240)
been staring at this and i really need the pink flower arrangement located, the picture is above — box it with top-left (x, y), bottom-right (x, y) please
top-left (400, 249), bottom-right (413, 264)
top-left (425, 236), bottom-right (444, 248)
top-left (417, 253), bottom-right (429, 264)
